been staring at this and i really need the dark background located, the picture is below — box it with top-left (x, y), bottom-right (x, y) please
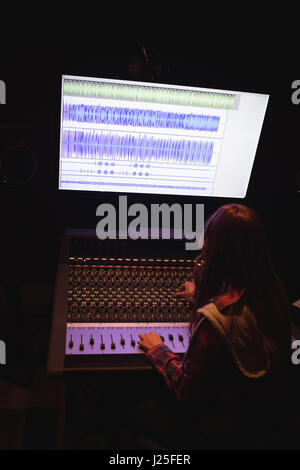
top-left (0, 13), bottom-right (299, 450)
top-left (0, 14), bottom-right (299, 359)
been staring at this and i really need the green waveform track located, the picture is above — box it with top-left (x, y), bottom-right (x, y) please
top-left (63, 80), bottom-right (236, 109)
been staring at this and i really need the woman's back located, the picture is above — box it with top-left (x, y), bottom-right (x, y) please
top-left (189, 204), bottom-right (292, 447)
top-left (185, 308), bottom-right (291, 449)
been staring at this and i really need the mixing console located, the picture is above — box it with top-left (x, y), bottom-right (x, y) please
top-left (67, 256), bottom-right (193, 323)
top-left (48, 232), bottom-right (196, 373)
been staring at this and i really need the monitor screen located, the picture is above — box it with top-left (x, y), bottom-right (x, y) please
top-left (59, 75), bottom-right (269, 198)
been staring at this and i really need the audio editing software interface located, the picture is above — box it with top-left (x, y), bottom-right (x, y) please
top-left (59, 76), bottom-right (269, 198)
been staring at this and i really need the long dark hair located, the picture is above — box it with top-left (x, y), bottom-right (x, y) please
top-left (193, 204), bottom-right (291, 365)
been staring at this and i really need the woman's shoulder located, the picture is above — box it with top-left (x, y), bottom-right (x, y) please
top-left (194, 299), bottom-right (273, 379)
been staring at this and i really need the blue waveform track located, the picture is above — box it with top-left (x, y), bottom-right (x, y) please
top-left (63, 104), bottom-right (220, 132)
top-left (62, 130), bottom-right (214, 165)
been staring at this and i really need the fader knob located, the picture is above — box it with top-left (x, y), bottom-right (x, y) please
top-left (130, 334), bottom-right (136, 347)
top-left (79, 334), bottom-right (84, 351)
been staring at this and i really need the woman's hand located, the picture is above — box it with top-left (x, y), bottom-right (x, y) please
top-left (176, 281), bottom-right (196, 302)
top-left (138, 331), bottom-right (163, 352)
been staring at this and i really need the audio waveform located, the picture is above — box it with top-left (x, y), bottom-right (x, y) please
top-left (63, 104), bottom-right (220, 132)
top-left (61, 130), bottom-right (214, 165)
top-left (60, 180), bottom-right (209, 191)
top-left (63, 80), bottom-right (235, 109)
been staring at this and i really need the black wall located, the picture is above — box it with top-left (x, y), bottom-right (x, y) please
top-left (1, 16), bottom-right (299, 300)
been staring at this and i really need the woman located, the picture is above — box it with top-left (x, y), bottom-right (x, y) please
top-left (137, 204), bottom-right (292, 449)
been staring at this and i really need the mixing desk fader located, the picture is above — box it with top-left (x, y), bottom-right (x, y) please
top-left (66, 323), bottom-right (190, 355)
top-left (48, 230), bottom-right (195, 373)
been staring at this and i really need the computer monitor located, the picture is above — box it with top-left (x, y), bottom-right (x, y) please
top-left (59, 75), bottom-right (269, 198)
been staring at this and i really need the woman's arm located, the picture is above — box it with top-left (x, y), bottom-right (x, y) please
top-left (138, 317), bottom-right (222, 401)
